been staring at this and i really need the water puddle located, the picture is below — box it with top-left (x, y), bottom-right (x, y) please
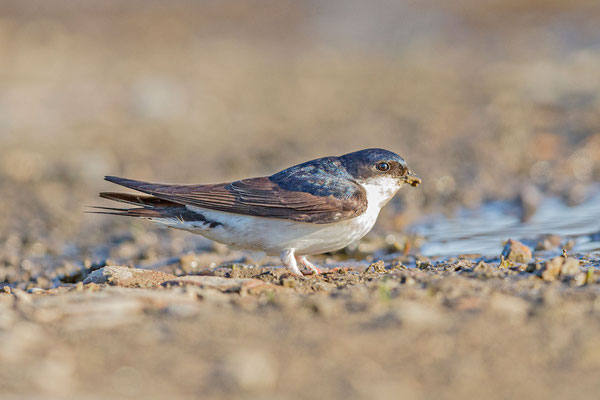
top-left (412, 190), bottom-right (600, 258)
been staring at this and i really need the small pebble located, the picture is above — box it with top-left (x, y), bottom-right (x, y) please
top-left (502, 239), bottom-right (533, 263)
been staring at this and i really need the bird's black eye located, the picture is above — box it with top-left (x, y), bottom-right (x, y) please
top-left (376, 162), bottom-right (390, 172)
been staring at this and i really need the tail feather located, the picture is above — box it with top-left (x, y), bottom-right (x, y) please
top-left (94, 190), bottom-right (182, 219)
top-left (90, 196), bottom-right (210, 224)
top-left (92, 176), bottom-right (218, 226)
top-left (99, 192), bottom-right (179, 208)
top-left (86, 205), bottom-right (167, 218)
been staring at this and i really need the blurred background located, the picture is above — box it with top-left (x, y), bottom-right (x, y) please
top-left (1, 0), bottom-right (600, 265)
top-left (2, 2), bottom-right (600, 399)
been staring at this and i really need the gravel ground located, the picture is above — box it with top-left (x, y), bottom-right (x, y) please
top-left (2, 258), bottom-right (600, 400)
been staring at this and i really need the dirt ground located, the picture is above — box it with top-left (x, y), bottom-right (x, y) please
top-left (1, 1), bottom-right (600, 399)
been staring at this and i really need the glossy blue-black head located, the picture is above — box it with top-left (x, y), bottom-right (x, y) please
top-left (339, 148), bottom-right (420, 187)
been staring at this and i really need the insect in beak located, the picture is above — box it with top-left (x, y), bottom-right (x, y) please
top-left (403, 170), bottom-right (421, 187)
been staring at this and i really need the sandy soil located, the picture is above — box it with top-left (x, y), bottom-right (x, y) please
top-left (1, 1), bottom-right (600, 399)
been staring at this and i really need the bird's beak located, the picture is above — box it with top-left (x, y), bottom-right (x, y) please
top-left (403, 170), bottom-right (421, 187)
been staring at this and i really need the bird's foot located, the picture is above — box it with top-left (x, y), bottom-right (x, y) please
top-left (296, 256), bottom-right (322, 275)
top-left (279, 250), bottom-right (323, 276)
top-left (280, 249), bottom-right (303, 276)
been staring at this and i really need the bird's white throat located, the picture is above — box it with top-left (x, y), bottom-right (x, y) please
top-left (358, 176), bottom-right (402, 211)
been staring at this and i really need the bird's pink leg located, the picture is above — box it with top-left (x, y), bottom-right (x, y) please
top-left (295, 256), bottom-right (322, 275)
top-left (280, 249), bottom-right (303, 276)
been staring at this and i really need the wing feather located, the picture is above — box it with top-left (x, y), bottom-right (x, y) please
top-left (104, 175), bottom-right (366, 224)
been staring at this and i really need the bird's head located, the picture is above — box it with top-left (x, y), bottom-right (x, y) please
top-left (338, 148), bottom-right (420, 209)
top-left (339, 148), bottom-right (421, 188)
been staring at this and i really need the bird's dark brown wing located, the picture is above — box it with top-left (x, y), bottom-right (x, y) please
top-left (103, 175), bottom-right (367, 224)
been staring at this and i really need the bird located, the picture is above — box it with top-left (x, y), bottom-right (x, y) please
top-left (91, 148), bottom-right (421, 275)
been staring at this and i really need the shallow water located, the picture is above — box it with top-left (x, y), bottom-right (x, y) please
top-left (413, 190), bottom-right (600, 258)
